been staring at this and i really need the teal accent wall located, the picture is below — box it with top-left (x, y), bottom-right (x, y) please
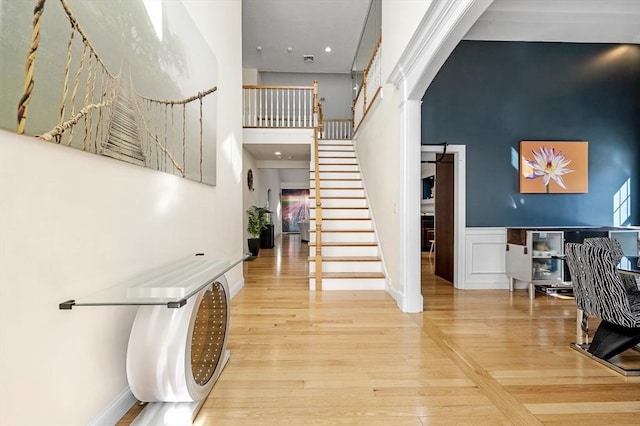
top-left (422, 41), bottom-right (640, 227)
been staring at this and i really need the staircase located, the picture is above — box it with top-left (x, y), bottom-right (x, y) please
top-left (309, 138), bottom-right (386, 290)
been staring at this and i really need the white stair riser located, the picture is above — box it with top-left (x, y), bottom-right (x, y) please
top-left (309, 278), bottom-right (386, 291)
top-left (318, 145), bottom-right (354, 152)
top-left (310, 232), bottom-right (375, 243)
top-left (318, 157), bottom-right (357, 165)
top-left (313, 164), bottom-right (359, 172)
top-left (309, 261), bottom-right (382, 273)
top-left (311, 189), bottom-right (364, 197)
top-left (310, 209), bottom-right (369, 219)
top-left (319, 141), bottom-right (352, 144)
top-left (310, 172), bottom-right (361, 180)
top-left (318, 151), bottom-right (355, 158)
top-left (311, 198), bottom-right (368, 208)
top-left (311, 219), bottom-right (372, 231)
top-left (310, 180), bottom-right (362, 189)
top-left (310, 245), bottom-right (379, 257)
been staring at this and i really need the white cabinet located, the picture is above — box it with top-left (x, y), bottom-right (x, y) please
top-left (506, 229), bottom-right (565, 299)
top-left (506, 227), bottom-right (640, 299)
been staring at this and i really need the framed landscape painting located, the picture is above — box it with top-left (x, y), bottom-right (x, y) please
top-left (1, 0), bottom-right (218, 185)
top-left (519, 141), bottom-right (588, 193)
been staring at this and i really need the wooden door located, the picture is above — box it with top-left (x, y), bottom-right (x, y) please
top-left (435, 154), bottom-right (454, 283)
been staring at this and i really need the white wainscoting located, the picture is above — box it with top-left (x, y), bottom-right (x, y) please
top-left (463, 227), bottom-right (510, 290)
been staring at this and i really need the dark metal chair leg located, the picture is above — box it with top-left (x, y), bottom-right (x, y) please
top-left (588, 320), bottom-right (640, 360)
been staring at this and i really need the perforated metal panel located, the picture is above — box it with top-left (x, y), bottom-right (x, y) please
top-left (190, 282), bottom-right (228, 386)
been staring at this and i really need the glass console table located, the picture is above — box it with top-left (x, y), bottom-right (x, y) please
top-left (60, 253), bottom-right (248, 425)
top-left (59, 253), bottom-right (247, 309)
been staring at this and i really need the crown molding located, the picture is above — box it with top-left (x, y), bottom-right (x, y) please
top-left (388, 0), bottom-right (493, 100)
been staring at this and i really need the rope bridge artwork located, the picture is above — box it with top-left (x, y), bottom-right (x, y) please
top-left (3, 0), bottom-right (218, 185)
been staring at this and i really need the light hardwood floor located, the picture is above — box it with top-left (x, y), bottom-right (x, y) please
top-left (121, 234), bottom-right (640, 425)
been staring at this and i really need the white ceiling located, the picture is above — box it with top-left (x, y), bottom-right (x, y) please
top-left (242, 0), bottom-right (640, 163)
top-left (242, 0), bottom-right (371, 74)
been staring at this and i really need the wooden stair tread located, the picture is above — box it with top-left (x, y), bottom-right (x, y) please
top-left (309, 196), bottom-right (366, 199)
top-left (317, 161), bottom-right (357, 164)
top-left (308, 256), bottom-right (381, 262)
top-left (311, 217), bottom-right (370, 220)
top-left (308, 272), bottom-right (385, 279)
top-left (310, 229), bottom-right (373, 233)
top-left (309, 178), bottom-right (362, 181)
top-left (310, 206), bottom-right (368, 209)
top-left (309, 241), bottom-right (377, 247)
top-left (309, 170), bottom-right (360, 173)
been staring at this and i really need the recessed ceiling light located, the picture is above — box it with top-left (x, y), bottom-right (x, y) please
top-left (324, 46), bottom-right (332, 53)
top-left (274, 151), bottom-right (281, 156)
top-left (287, 46), bottom-right (293, 53)
top-left (256, 46), bottom-right (262, 52)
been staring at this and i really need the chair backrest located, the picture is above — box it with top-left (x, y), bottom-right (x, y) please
top-left (564, 243), bottom-right (640, 328)
top-left (584, 237), bottom-right (638, 292)
top-left (583, 237), bottom-right (625, 263)
top-left (564, 242), bottom-right (593, 314)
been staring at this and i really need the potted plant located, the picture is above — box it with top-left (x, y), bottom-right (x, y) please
top-left (246, 206), bottom-right (270, 256)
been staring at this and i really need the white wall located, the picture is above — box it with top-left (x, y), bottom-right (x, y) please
top-left (259, 72), bottom-right (353, 118)
top-left (242, 67), bottom-right (262, 85)
top-left (381, 0), bottom-right (433, 82)
top-left (262, 169), bottom-right (284, 236)
top-left (353, 1), bottom-right (432, 302)
top-left (354, 90), bottom-right (402, 293)
top-left (0, 1), bottom-right (243, 424)
top-left (243, 149), bottom-right (262, 247)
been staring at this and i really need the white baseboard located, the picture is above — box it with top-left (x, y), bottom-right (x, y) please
top-left (386, 281), bottom-right (423, 313)
top-left (89, 386), bottom-right (136, 426)
top-left (386, 282), bottom-right (402, 307)
top-left (229, 276), bottom-right (245, 299)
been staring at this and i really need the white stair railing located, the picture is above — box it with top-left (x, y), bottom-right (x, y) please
top-left (242, 85), bottom-right (314, 128)
top-left (320, 118), bottom-right (352, 140)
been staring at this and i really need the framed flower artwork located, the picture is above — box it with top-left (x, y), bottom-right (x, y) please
top-left (519, 141), bottom-right (588, 193)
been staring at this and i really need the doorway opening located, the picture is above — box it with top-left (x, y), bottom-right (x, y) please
top-left (419, 145), bottom-right (466, 292)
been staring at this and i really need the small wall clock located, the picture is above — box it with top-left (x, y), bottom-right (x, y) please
top-left (247, 169), bottom-right (254, 191)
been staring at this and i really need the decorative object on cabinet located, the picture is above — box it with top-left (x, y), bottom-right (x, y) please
top-left (246, 206), bottom-right (270, 256)
top-left (519, 141), bottom-right (588, 193)
top-left (59, 254), bottom-right (247, 424)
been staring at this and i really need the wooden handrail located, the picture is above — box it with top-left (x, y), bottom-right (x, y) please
top-left (313, 80), bottom-right (322, 290)
top-left (352, 34), bottom-right (382, 135)
top-left (365, 34), bottom-right (383, 77)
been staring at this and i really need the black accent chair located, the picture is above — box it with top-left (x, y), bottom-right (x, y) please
top-left (564, 243), bottom-right (640, 367)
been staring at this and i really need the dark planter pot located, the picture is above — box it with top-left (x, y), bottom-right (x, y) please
top-left (248, 238), bottom-right (261, 257)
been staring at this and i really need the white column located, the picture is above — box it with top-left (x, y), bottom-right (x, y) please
top-left (398, 98), bottom-right (423, 313)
